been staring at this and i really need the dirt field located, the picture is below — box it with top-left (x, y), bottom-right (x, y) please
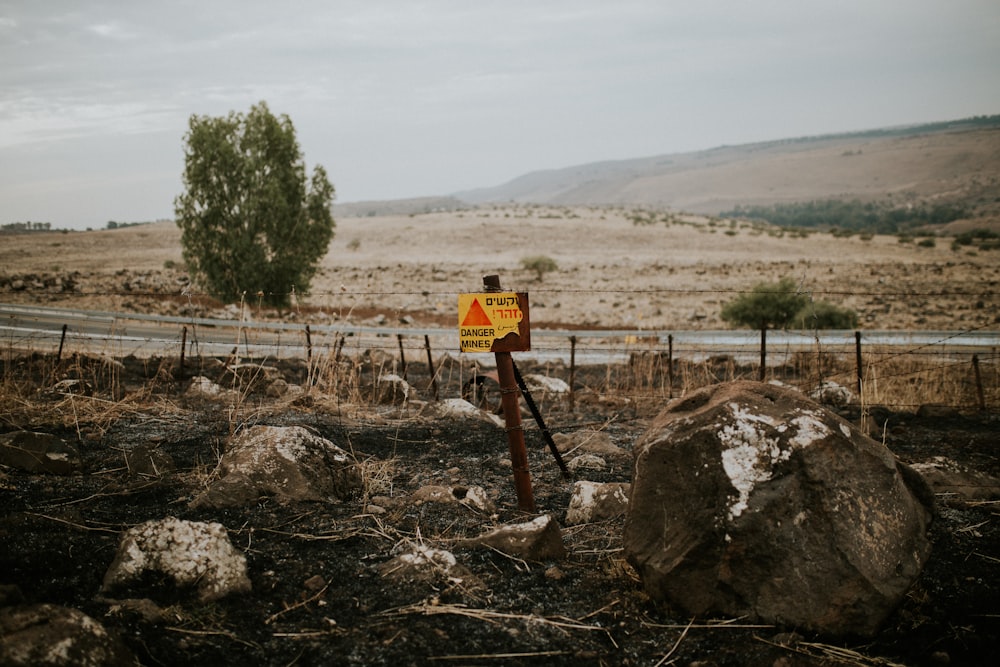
top-left (1, 206), bottom-right (998, 333)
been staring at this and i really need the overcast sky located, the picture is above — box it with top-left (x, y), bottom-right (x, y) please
top-left (2, 1), bottom-right (999, 229)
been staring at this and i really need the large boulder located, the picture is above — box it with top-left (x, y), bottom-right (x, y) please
top-left (190, 425), bottom-right (361, 508)
top-left (623, 381), bottom-right (933, 637)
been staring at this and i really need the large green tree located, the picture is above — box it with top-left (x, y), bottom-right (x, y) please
top-left (174, 102), bottom-right (335, 308)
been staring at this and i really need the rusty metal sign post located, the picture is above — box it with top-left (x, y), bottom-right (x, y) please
top-left (458, 275), bottom-right (534, 512)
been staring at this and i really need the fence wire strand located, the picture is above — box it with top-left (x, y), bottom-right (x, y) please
top-left (2, 285), bottom-right (998, 415)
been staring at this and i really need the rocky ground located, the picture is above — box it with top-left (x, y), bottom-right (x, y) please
top-left (1, 351), bottom-right (998, 666)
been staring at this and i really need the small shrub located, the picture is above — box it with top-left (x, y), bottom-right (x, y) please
top-left (520, 255), bottom-right (559, 281)
top-left (792, 301), bottom-right (859, 330)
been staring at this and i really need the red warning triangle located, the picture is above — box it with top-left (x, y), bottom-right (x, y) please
top-left (461, 298), bottom-right (492, 326)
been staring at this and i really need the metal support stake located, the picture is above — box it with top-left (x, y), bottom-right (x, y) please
top-left (484, 274), bottom-right (535, 512)
top-left (57, 323), bottom-right (68, 363)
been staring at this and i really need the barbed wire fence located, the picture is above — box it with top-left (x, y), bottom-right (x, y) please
top-left (2, 284), bottom-right (997, 416)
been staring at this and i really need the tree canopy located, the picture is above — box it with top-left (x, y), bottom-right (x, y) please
top-left (720, 277), bottom-right (858, 330)
top-left (174, 102), bottom-right (335, 308)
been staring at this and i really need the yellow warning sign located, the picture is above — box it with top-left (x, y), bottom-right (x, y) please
top-left (458, 292), bottom-right (530, 353)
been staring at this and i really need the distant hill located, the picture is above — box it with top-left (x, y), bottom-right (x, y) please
top-left (454, 116), bottom-right (1000, 219)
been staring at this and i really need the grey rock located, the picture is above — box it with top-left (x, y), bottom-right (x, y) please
top-left (624, 380), bottom-right (933, 637)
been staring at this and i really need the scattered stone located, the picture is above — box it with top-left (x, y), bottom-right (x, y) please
top-left (410, 485), bottom-right (495, 513)
top-left (105, 598), bottom-right (167, 625)
top-left (552, 429), bottom-right (626, 457)
top-left (303, 574), bottom-right (327, 592)
top-left (0, 431), bottom-right (81, 475)
top-left (375, 373), bottom-right (413, 404)
top-left (377, 545), bottom-right (481, 591)
top-left (185, 375), bottom-right (229, 398)
top-left (190, 425), bottom-right (361, 508)
top-left (623, 380), bottom-right (933, 637)
top-left (361, 348), bottom-right (394, 367)
top-left (567, 454), bottom-right (606, 471)
top-left (265, 378), bottom-right (290, 398)
top-left (411, 485), bottom-right (457, 505)
top-left (523, 374), bottom-right (571, 394)
top-left (809, 380), bottom-right (853, 407)
top-left (124, 444), bottom-right (175, 478)
top-left (460, 515), bottom-right (566, 561)
top-left (101, 516), bottom-right (251, 602)
top-left (910, 456), bottom-right (1000, 500)
top-left (424, 398), bottom-right (504, 426)
top-left (47, 378), bottom-right (93, 396)
top-left (565, 481), bottom-right (630, 525)
top-left (369, 495), bottom-right (397, 510)
top-left (453, 485), bottom-right (495, 513)
top-left (0, 603), bottom-right (135, 667)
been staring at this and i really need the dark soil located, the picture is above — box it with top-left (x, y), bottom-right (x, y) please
top-left (1, 353), bottom-right (998, 666)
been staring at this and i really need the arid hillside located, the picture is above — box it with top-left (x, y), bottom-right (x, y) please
top-left (456, 119), bottom-right (1000, 218)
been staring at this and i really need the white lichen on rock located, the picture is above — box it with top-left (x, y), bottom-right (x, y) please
top-left (102, 516), bottom-right (251, 601)
top-left (719, 403), bottom-right (827, 520)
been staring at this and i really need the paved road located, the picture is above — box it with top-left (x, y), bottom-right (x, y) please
top-left (2, 302), bottom-right (997, 364)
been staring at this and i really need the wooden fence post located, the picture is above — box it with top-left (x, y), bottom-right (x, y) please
top-left (397, 334), bottom-right (408, 380)
top-left (569, 335), bottom-right (577, 412)
top-left (855, 331), bottom-right (863, 395)
top-left (179, 326), bottom-right (187, 379)
top-left (424, 335), bottom-right (438, 400)
top-left (759, 323), bottom-right (767, 382)
top-left (667, 333), bottom-right (674, 398)
top-left (972, 354), bottom-right (986, 412)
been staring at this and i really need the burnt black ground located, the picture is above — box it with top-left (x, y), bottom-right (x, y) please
top-left (1, 353), bottom-right (998, 666)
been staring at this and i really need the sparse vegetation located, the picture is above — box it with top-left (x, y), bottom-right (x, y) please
top-left (723, 199), bottom-right (969, 235)
top-left (951, 228), bottom-right (1000, 251)
top-left (520, 255), bottom-right (559, 281)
